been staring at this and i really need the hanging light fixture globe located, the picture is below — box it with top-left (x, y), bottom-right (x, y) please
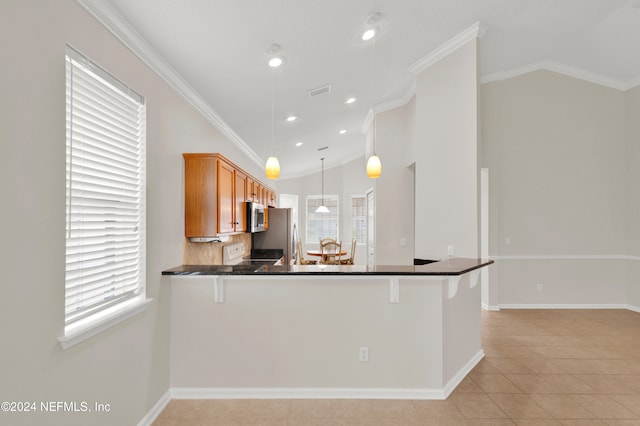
top-left (365, 16), bottom-right (382, 179)
top-left (366, 154), bottom-right (382, 178)
top-left (265, 57), bottom-right (280, 180)
top-left (315, 157), bottom-right (330, 213)
top-left (265, 156), bottom-right (280, 179)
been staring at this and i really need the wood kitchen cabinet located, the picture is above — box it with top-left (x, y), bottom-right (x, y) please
top-left (267, 189), bottom-right (276, 207)
top-left (183, 153), bottom-right (275, 237)
top-left (246, 177), bottom-right (256, 202)
top-left (216, 159), bottom-right (235, 234)
top-left (234, 170), bottom-right (247, 232)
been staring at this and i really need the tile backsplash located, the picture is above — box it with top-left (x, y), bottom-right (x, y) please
top-left (183, 233), bottom-right (251, 265)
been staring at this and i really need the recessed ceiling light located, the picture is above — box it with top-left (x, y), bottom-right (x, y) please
top-left (295, 142), bottom-right (303, 147)
top-left (344, 97), bottom-right (357, 104)
top-left (285, 115), bottom-right (298, 122)
top-left (339, 129), bottom-right (347, 135)
top-left (361, 28), bottom-right (376, 41)
top-left (268, 57), bottom-right (283, 68)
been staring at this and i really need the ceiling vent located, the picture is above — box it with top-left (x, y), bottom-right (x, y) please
top-left (308, 85), bottom-right (332, 98)
top-left (318, 146), bottom-right (329, 151)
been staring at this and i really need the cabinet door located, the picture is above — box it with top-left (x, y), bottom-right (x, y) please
top-left (217, 160), bottom-right (235, 233)
top-left (234, 170), bottom-right (247, 232)
top-left (184, 155), bottom-right (217, 237)
top-left (246, 177), bottom-right (256, 202)
top-left (255, 181), bottom-right (261, 203)
top-left (267, 189), bottom-right (276, 207)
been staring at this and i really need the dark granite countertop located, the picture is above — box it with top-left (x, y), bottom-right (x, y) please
top-left (162, 257), bottom-right (493, 276)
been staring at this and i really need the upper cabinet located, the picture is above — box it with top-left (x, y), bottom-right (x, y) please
top-left (183, 153), bottom-right (275, 237)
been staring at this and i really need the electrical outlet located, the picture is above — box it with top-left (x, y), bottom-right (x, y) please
top-left (359, 347), bottom-right (369, 362)
top-left (447, 245), bottom-right (455, 256)
top-left (536, 283), bottom-right (543, 292)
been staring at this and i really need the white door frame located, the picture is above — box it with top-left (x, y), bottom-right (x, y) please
top-left (366, 188), bottom-right (375, 266)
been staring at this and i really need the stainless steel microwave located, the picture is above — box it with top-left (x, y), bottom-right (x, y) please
top-left (246, 201), bottom-right (265, 233)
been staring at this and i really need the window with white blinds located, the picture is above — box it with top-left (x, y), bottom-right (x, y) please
top-left (305, 195), bottom-right (339, 243)
top-left (64, 46), bottom-right (146, 334)
top-left (351, 195), bottom-right (366, 243)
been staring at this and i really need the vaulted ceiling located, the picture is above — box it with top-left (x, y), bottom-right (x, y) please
top-left (85, 0), bottom-right (640, 178)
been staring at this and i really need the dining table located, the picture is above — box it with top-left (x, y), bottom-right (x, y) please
top-left (306, 249), bottom-right (348, 258)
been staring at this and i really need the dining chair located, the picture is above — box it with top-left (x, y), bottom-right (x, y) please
top-left (297, 239), bottom-right (316, 265)
top-left (340, 239), bottom-right (357, 265)
top-left (319, 237), bottom-right (336, 246)
top-left (320, 240), bottom-right (342, 265)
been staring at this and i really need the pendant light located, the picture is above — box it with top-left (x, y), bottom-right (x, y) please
top-left (315, 157), bottom-right (330, 213)
top-left (365, 23), bottom-right (382, 179)
top-left (265, 61), bottom-right (280, 179)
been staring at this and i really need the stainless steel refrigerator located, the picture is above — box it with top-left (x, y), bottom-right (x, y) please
top-left (251, 208), bottom-right (298, 264)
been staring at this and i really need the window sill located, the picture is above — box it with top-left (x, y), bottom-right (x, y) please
top-left (58, 298), bottom-right (153, 350)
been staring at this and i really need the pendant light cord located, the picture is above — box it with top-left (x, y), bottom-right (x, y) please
top-left (271, 68), bottom-right (275, 156)
top-left (321, 157), bottom-right (325, 205)
top-left (372, 35), bottom-right (377, 156)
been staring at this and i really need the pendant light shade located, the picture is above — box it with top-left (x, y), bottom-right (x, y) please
top-left (366, 21), bottom-right (382, 179)
top-left (265, 156), bottom-right (280, 179)
top-left (265, 61), bottom-right (280, 180)
top-left (366, 154), bottom-right (382, 178)
top-left (315, 157), bottom-right (329, 213)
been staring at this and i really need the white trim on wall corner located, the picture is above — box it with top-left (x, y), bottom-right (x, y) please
top-left (481, 60), bottom-right (640, 92)
top-left (627, 305), bottom-right (640, 314)
top-left (75, 0), bottom-right (265, 170)
top-left (442, 350), bottom-right (484, 398)
top-left (499, 304), bottom-right (630, 310)
top-left (136, 389), bottom-right (171, 426)
top-left (407, 21), bottom-right (487, 75)
top-left (491, 255), bottom-right (640, 261)
top-left (482, 303), bottom-right (500, 311)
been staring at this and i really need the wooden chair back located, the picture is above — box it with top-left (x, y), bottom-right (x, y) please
top-left (320, 240), bottom-right (342, 265)
top-left (319, 237), bottom-right (336, 246)
top-left (341, 239), bottom-right (357, 265)
top-left (297, 239), bottom-right (316, 265)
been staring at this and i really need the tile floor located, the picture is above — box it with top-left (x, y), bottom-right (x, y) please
top-left (153, 309), bottom-right (640, 425)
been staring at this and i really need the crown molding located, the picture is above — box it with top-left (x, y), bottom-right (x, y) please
top-left (359, 80), bottom-right (417, 135)
top-left (407, 21), bottom-right (487, 75)
top-left (626, 75), bottom-right (640, 91)
top-left (75, 0), bottom-right (265, 169)
top-left (360, 107), bottom-right (375, 134)
top-left (481, 60), bottom-right (640, 92)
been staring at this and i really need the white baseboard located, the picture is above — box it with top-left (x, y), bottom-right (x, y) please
top-left (170, 386), bottom-right (447, 400)
top-left (138, 348), bottom-right (484, 424)
top-left (627, 304), bottom-right (640, 313)
top-left (482, 303), bottom-right (500, 311)
top-left (499, 303), bottom-right (629, 310)
top-left (442, 349), bottom-right (484, 398)
top-left (137, 389), bottom-right (171, 426)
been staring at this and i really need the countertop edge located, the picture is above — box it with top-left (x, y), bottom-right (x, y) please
top-left (161, 258), bottom-right (494, 276)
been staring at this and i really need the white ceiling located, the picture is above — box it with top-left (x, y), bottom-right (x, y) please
top-left (95, 0), bottom-right (640, 178)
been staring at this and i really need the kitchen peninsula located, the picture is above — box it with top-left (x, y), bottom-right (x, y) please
top-left (162, 258), bottom-right (492, 399)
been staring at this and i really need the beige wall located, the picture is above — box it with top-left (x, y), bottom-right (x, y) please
top-left (626, 85), bottom-right (640, 307)
top-left (481, 70), bottom-right (632, 307)
top-left (412, 39), bottom-right (480, 260)
top-left (371, 104), bottom-right (415, 265)
top-left (0, 1), bottom-right (260, 424)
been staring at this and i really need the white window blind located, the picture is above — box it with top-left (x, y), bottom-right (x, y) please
top-left (351, 195), bottom-right (366, 243)
top-left (306, 195), bottom-right (339, 243)
top-left (65, 46), bottom-right (146, 333)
